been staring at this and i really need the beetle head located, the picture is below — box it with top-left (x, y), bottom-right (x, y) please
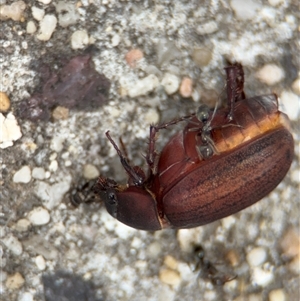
top-left (93, 177), bottom-right (119, 218)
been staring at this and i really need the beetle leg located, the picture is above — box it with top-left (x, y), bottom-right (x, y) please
top-left (146, 113), bottom-right (196, 172)
top-left (106, 131), bottom-right (145, 186)
top-left (224, 63), bottom-right (246, 122)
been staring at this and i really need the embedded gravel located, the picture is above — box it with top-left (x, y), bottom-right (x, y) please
top-left (1, 1), bottom-right (299, 301)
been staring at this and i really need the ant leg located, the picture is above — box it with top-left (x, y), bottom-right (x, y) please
top-left (145, 112), bottom-right (196, 172)
top-left (106, 131), bottom-right (145, 186)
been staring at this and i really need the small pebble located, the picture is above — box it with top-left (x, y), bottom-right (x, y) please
top-left (247, 247), bottom-right (267, 267)
top-left (161, 73), bottom-right (180, 95)
top-left (19, 292), bottom-right (34, 301)
top-left (38, 0), bottom-right (52, 4)
top-left (221, 216), bottom-right (236, 229)
top-left (125, 49), bottom-right (144, 68)
top-left (83, 164), bottom-right (100, 179)
top-left (31, 6), bottom-right (45, 21)
top-left (196, 21), bottom-right (218, 35)
top-left (280, 228), bottom-right (300, 258)
top-left (226, 249), bottom-right (240, 267)
top-left (71, 29), bottom-right (89, 49)
top-left (2, 235), bottom-right (23, 256)
top-left (127, 74), bottom-right (159, 98)
top-left (5, 272), bottom-right (25, 290)
top-left (50, 136), bottom-right (64, 152)
top-left (52, 106), bottom-right (69, 120)
top-left (230, 0), bottom-right (262, 20)
top-left (15, 218), bottom-right (31, 232)
top-left (159, 269), bottom-right (181, 286)
top-left (280, 90), bottom-right (299, 121)
top-left (192, 47), bottom-right (213, 67)
top-left (37, 14), bottom-right (57, 41)
top-left (32, 167), bottom-right (46, 180)
top-left (177, 228), bottom-right (200, 253)
top-left (291, 78), bottom-right (300, 95)
top-left (0, 1), bottom-right (26, 21)
top-left (164, 255), bottom-right (178, 270)
top-left (256, 64), bottom-right (285, 85)
top-left (146, 242), bottom-right (162, 258)
top-left (0, 113), bottom-right (22, 149)
top-left (13, 166), bottom-right (31, 184)
top-left (144, 108), bottom-right (160, 124)
top-left (27, 206), bottom-right (50, 225)
top-left (56, 1), bottom-right (79, 27)
top-left (26, 21), bottom-right (37, 34)
top-left (179, 77), bottom-right (193, 98)
top-left (268, 289), bottom-right (286, 301)
top-left (251, 267), bottom-right (274, 286)
top-left (111, 33), bottom-right (120, 47)
top-left (280, 228), bottom-right (300, 274)
top-left (0, 91), bottom-right (10, 112)
top-left (34, 177), bottom-right (72, 209)
top-left (48, 159), bottom-right (58, 172)
top-left (35, 255), bottom-right (46, 270)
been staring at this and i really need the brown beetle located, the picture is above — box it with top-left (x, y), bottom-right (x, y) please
top-left (90, 63), bottom-right (294, 230)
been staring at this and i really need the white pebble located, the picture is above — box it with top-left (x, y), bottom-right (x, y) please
top-left (37, 14), bottom-right (57, 41)
top-left (259, 7), bottom-right (277, 27)
top-left (71, 30), bottom-right (89, 49)
top-left (111, 33), bottom-right (120, 47)
top-left (32, 167), bottom-right (46, 180)
top-left (144, 108), bottom-right (160, 124)
top-left (147, 242), bottom-right (162, 258)
top-left (161, 73), bottom-right (180, 95)
top-left (27, 207), bottom-right (50, 225)
top-left (22, 41), bottom-right (28, 49)
top-left (26, 21), bottom-right (37, 34)
top-left (291, 78), bottom-right (300, 95)
top-left (83, 164), bottom-right (100, 179)
top-left (221, 216), bottom-right (236, 229)
top-left (247, 247), bottom-right (267, 266)
top-left (37, 0), bottom-right (52, 4)
top-left (196, 21), bottom-right (218, 35)
top-left (15, 219), bottom-right (31, 232)
top-left (177, 228), bottom-right (202, 253)
top-left (50, 136), bottom-right (64, 152)
top-left (114, 221), bottom-right (137, 240)
top-left (0, 1), bottom-right (26, 21)
top-left (31, 6), bottom-right (45, 21)
top-left (34, 178), bottom-right (71, 209)
top-left (13, 166), bottom-right (31, 184)
top-left (280, 90), bottom-right (300, 121)
top-left (252, 267), bottom-right (274, 286)
top-left (18, 292), bottom-right (34, 301)
top-left (230, 0), bottom-right (262, 20)
top-left (48, 159), bottom-right (58, 172)
top-left (0, 113), bottom-right (22, 149)
top-left (256, 64), bottom-right (285, 85)
top-left (128, 75), bottom-right (159, 98)
top-left (35, 255), bottom-right (46, 270)
top-left (56, 1), bottom-right (79, 27)
top-left (269, 289), bottom-right (286, 301)
top-left (2, 235), bottom-right (23, 256)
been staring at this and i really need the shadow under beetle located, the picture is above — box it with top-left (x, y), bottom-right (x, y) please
top-left (76, 63), bottom-right (294, 231)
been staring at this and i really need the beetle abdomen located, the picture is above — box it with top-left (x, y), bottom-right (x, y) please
top-left (162, 127), bottom-right (294, 229)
